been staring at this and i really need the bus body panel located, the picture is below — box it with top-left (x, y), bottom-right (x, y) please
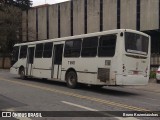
top-left (33, 58), bottom-right (52, 78)
top-left (10, 58), bottom-right (27, 75)
top-left (114, 31), bottom-right (151, 85)
top-left (62, 57), bottom-right (115, 85)
top-left (10, 67), bottom-right (19, 75)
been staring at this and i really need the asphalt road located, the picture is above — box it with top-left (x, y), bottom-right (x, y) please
top-left (0, 69), bottom-right (160, 120)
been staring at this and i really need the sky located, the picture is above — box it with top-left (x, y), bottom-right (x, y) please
top-left (32, 0), bottom-right (70, 6)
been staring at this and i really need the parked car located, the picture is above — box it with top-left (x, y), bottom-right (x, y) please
top-left (156, 66), bottom-right (160, 83)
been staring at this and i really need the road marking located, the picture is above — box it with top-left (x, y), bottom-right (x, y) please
top-left (62, 101), bottom-right (98, 111)
top-left (0, 77), bottom-right (150, 111)
top-left (62, 101), bottom-right (139, 120)
top-left (3, 108), bottom-right (32, 120)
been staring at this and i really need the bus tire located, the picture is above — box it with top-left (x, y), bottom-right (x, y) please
top-left (19, 67), bottom-right (26, 80)
top-left (66, 71), bottom-right (77, 88)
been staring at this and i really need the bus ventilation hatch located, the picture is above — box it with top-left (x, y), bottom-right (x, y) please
top-left (98, 68), bottom-right (110, 82)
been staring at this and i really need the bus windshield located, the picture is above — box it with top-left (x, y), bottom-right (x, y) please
top-left (11, 46), bottom-right (19, 66)
top-left (125, 32), bottom-right (149, 55)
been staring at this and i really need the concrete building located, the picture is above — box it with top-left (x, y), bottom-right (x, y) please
top-left (22, 0), bottom-right (160, 70)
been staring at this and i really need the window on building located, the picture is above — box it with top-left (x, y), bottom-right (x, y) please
top-left (98, 35), bottom-right (117, 57)
top-left (117, 0), bottom-right (120, 29)
top-left (35, 43), bottom-right (43, 58)
top-left (20, 45), bottom-right (27, 58)
top-left (64, 39), bottom-right (82, 57)
top-left (81, 36), bottom-right (98, 57)
top-left (43, 42), bottom-right (53, 58)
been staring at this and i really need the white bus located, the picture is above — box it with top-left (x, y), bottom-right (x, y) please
top-left (10, 29), bottom-right (151, 88)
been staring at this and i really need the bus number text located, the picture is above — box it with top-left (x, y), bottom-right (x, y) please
top-left (68, 61), bottom-right (75, 65)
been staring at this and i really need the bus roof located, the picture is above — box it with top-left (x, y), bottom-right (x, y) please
top-left (14, 29), bottom-right (150, 46)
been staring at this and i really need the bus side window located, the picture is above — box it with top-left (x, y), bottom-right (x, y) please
top-left (35, 43), bottom-right (44, 58)
top-left (43, 42), bottom-right (53, 58)
top-left (81, 36), bottom-right (98, 57)
top-left (20, 45), bottom-right (27, 59)
top-left (64, 39), bottom-right (82, 57)
top-left (98, 35), bottom-right (117, 57)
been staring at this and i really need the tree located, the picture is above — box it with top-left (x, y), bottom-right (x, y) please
top-left (0, 0), bottom-right (32, 10)
top-left (0, 0), bottom-right (33, 52)
top-left (0, 5), bottom-right (21, 53)
top-left (0, 0), bottom-right (32, 68)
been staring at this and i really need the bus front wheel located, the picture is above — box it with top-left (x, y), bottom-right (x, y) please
top-left (66, 71), bottom-right (77, 88)
top-left (19, 68), bottom-right (26, 80)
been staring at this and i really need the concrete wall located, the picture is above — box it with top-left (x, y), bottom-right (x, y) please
top-left (73, 0), bottom-right (85, 35)
top-left (121, 0), bottom-right (136, 30)
top-left (87, 0), bottom-right (100, 33)
top-left (21, 0), bottom-right (160, 40)
top-left (38, 7), bottom-right (47, 40)
top-left (22, 11), bottom-right (27, 42)
top-left (48, 4), bottom-right (58, 39)
top-left (60, 2), bottom-right (71, 37)
top-left (0, 57), bottom-right (2, 68)
top-left (4, 57), bottom-right (11, 68)
top-left (28, 8), bottom-right (37, 41)
top-left (141, 0), bottom-right (159, 31)
top-left (103, 0), bottom-right (117, 31)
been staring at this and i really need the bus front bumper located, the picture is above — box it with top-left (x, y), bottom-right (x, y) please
top-left (10, 67), bottom-right (19, 75)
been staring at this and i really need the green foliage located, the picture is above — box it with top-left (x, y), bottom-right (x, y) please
top-left (150, 71), bottom-right (156, 79)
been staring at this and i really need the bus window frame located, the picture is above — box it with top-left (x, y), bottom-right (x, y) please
top-left (43, 42), bottom-right (53, 58)
top-left (35, 43), bottom-right (44, 58)
top-left (98, 34), bottom-right (117, 57)
top-left (81, 36), bottom-right (98, 57)
top-left (11, 46), bottom-right (19, 66)
top-left (64, 39), bottom-right (82, 58)
top-left (19, 45), bottom-right (28, 59)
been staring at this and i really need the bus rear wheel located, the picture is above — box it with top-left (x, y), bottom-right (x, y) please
top-left (66, 71), bottom-right (77, 88)
top-left (19, 68), bottom-right (26, 80)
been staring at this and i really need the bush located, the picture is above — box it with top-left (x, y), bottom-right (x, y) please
top-left (150, 71), bottom-right (156, 79)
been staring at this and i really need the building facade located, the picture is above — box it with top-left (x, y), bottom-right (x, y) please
top-left (22, 0), bottom-right (160, 70)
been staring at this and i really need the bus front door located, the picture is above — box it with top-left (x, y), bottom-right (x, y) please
top-left (52, 44), bottom-right (64, 79)
top-left (27, 46), bottom-right (35, 76)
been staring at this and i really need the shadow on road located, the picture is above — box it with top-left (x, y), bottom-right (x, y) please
top-left (14, 77), bottom-right (138, 97)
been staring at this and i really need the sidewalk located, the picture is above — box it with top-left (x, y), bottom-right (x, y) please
top-left (126, 79), bottom-right (160, 93)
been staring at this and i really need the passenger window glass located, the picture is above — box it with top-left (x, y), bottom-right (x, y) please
top-left (98, 35), bottom-right (117, 57)
top-left (64, 39), bottom-right (81, 57)
top-left (20, 45), bottom-right (27, 58)
top-left (81, 36), bottom-right (98, 57)
top-left (35, 43), bottom-right (43, 58)
top-left (43, 42), bottom-right (53, 58)
top-left (28, 47), bottom-right (35, 64)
